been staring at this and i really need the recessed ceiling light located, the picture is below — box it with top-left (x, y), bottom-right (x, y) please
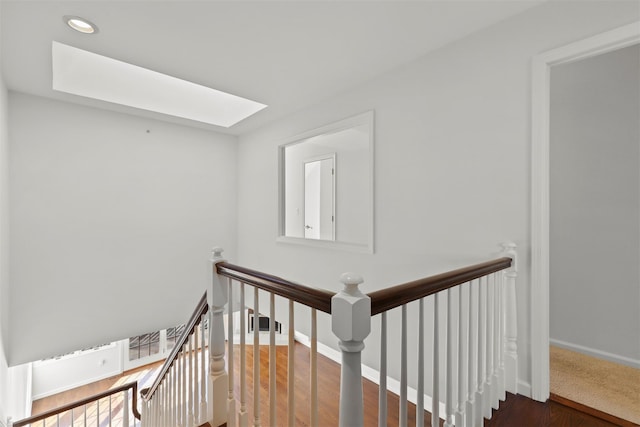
top-left (63, 16), bottom-right (98, 34)
top-left (52, 41), bottom-right (267, 127)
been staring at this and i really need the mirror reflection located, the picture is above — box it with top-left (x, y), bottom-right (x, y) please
top-left (278, 111), bottom-right (374, 252)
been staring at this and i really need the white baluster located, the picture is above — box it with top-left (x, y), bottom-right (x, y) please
top-left (501, 242), bottom-right (518, 394)
top-left (152, 389), bottom-right (160, 427)
top-left (162, 380), bottom-right (167, 427)
top-left (379, 312), bottom-right (388, 427)
top-left (163, 370), bottom-right (167, 426)
top-left (432, 294), bottom-right (440, 427)
top-left (417, 298), bottom-right (425, 427)
top-left (331, 273), bottom-right (371, 427)
top-left (194, 327), bottom-right (199, 424)
top-left (189, 334), bottom-right (195, 426)
top-left (182, 344), bottom-right (187, 426)
top-left (456, 285), bottom-right (466, 427)
top-left (287, 300), bottom-right (295, 427)
top-left (444, 289), bottom-right (454, 427)
top-left (269, 293), bottom-right (276, 427)
top-left (239, 283), bottom-right (248, 427)
top-left (139, 399), bottom-right (145, 427)
top-left (171, 365), bottom-right (176, 427)
top-left (253, 287), bottom-right (261, 427)
top-left (400, 304), bottom-right (408, 427)
top-left (210, 247), bottom-right (230, 426)
top-left (490, 274), bottom-right (500, 410)
top-left (227, 281), bottom-right (236, 427)
top-left (177, 352), bottom-right (183, 427)
top-left (485, 275), bottom-right (494, 419)
top-left (311, 308), bottom-right (318, 427)
top-left (496, 271), bottom-right (506, 402)
top-left (475, 278), bottom-right (485, 425)
top-left (466, 280), bottom-right (477, 427)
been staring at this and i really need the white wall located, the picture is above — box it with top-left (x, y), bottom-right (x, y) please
top-left (6, 363), bottom-right (31, 422)
top-left (237, 1), bottom-right (640, 396)
top-left (550, 45), bottom-right (640, 365)
top-left (9, 93), bottom-right (238, 365)
top-left (0, 7), bottom-right (30, 424)
top-left (0, 1), bottom-right (12, 421)
top-left (32, 343), bottom-right (122, 400)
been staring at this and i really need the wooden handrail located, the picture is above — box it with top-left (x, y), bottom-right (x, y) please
top-left (216, 262), bottom-right (336, 314)
top-left (368, 257), bottom-right (513, 315)
top-left (12, 381), bottom-right (140, 426)
top-left (142, 291), bottom-right (209, 401)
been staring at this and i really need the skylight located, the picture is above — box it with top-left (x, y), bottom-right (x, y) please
top-left (52, 41), bottom-right (267, 128)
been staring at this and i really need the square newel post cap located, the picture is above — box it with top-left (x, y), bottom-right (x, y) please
top-left (500, 242), bottom-right (517, 273)
top-left (211, 247), bottom-right (225, 263)
top-left (331, 273), bottom-right (371, 348)
top-left (210, 246), bottom-right (228, 307)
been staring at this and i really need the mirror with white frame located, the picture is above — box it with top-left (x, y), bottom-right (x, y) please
top-left (278, 111), bottom-right (374, 253)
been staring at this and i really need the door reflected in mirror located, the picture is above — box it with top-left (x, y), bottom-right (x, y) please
top-left (304, 155), bottom-right (335, 240)
top-left (278, 111), bottom-right (374, 253)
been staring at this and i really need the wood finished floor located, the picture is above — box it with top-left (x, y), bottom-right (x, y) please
top-left (33, 342), bottom-right (620, 427)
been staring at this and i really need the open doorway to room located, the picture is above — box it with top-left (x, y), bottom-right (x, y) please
top-left (547, 43), bottom-right (640, 424)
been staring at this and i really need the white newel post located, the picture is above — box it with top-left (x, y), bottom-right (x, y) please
top-left (331, 273), bottom-right (371, 427)
top-left (210, 247), bottom-right (229, 427)
top-left (501, 242), bottom-right (518, 394)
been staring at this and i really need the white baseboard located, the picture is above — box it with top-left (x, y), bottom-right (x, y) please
top-left (517, 380), bottom-right (532, 398)
top-left (550, 338), bottom-right (640, 369)
top-left (31, 368), bottom-right (122, 401)
top-left (294, 331), bottom-right (447, 420)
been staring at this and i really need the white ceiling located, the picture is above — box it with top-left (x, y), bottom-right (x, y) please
top-left (1, 1), bottom-right (546, 136)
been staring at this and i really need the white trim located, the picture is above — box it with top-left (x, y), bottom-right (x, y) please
top-left (517, 380), bottom-right (532, 398)
top-left (32, 342), bottom-right (117, 366)
top-left (31, 367), bottom-right (122, 400)
top-left (530, 21), bottom-right (640, 402)
top-left (550, 339), bottom-right (640, 369)
top-left (294, 331), bottom-right (447, 421)
top-left (276, 235), bottom-right (372, 253)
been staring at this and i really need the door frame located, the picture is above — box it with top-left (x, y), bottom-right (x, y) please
top-left (530, 21), bottom-right (640, 402)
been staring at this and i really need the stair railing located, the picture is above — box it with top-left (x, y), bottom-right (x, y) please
top-left (27, 242), bottom-right (515, 427)
top-left (11, 381), bottom-right (141, 427)
top-left (209, 242), bottom-right (517, 427)
top-left (367, 243), bottom-right (518, 427)
top-left (139, 291), bottom-right (209, 427)
top-left (213, 248), bottom-right (336, 427)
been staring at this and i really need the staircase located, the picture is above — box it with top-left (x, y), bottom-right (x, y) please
top-left (13, 243), bottom-right (519, 427)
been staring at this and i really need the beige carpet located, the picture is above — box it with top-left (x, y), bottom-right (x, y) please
top-left (550, 345), bottom-right (640, 425)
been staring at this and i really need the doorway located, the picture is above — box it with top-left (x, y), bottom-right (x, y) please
top-left (548, 43), bottom-right (640, 424)
top-left (530, 22), bottom-right (640, 402)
